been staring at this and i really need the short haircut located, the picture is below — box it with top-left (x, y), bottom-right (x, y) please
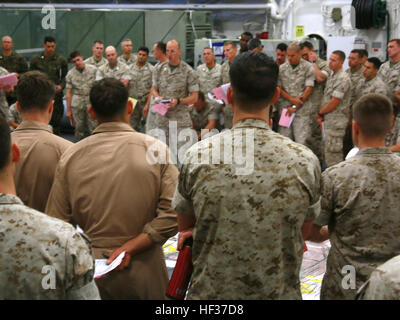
top-left (287, 42), bottom-right (301, 52)
top-left (90, 78), bottom-right (128, 120)
top-left (248, 38), bottom-right (262, 51)
top-left (44, 36), bottom-right (56, 44)
top-left (353, 93), bottom-right (393, 138)
top-left (224, 41), bottom-right (237, 49)
top-left (367, 57), bottom-right (382, 69)
top-left (0, 115), bottom-right (11, 171)
top-left (155, 41), bottom-right (166, 54)
top-left (300, 41), bottom-right (314, 50)
top-left (93, 40), bottom-right (104, 46)
top-left (137, 46), bottom-right (149, 55)
top-left (332, 50), bottom-right (346, 61)
top-left (389, 39), bottom-right (400, 46)
top-left (229, 51), bottom-right (278, 111)
top-left (350, 49), bottom-right (363, 58)
top-left (198, 91), bottom-right (205, 101)
top-left (276, 43), bottom-right (288, 52)
top-left (241, 31), bottom-right (253, 38)
top-left (203, 47), bottom-right (213, 52)
top-left (69, 51), bottom-right (82, 61)
top-left (16, 71), bottom-right (55, 112)
top-left (357, 49), bottom-right (368, 58)
top-left (121, 39), bottom-right (132, 45)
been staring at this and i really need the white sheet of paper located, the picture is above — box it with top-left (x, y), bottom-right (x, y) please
top-left (94, 251), bottom-right (125, 279)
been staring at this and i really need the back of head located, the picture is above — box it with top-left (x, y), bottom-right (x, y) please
top-left (248, 38), bottom-right (262, 51)
top-left (353, 93), bottom-right (393, 138)
top-left (0, 115), bottom-right (11, 172)
top-left (16, 71), bottom-right (55, 113)
top-left (229, 51), bottom-right (278, 111)
top-left (90, 78), bottom-right (128, 120)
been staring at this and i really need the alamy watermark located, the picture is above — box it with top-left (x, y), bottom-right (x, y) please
top-left (41, 5), bottom-right (56, 30)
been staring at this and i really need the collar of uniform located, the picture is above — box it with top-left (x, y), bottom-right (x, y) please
top-left (232, 118), bottom-right (270, 130)
top-left (356, 146), bottom-right (392, 155)
top-left (14, 120), bottom-right (52, 133)
top-left (92, 122), bottom-right (134, 134)
top-left (0, 193), bottom-right (24, 206)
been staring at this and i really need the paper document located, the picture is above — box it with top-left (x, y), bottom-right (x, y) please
top-left (94, 251), bottom-right (125, 279)
top-left (211, 83), bottom-right (230, 105)
top-left (152, 103), bottom-right (170, 116)
top-left (128, 97), bottom-right (138, 110)
top-left (0, 73), bottom-right (18, 88)
top-left (208, 92), bottom-right (224, 105)
top-left (279, 108), bottom-right (296, 128)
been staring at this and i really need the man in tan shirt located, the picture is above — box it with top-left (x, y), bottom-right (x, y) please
top-left (12, 71), bottom-right (72, 212)
top-left (45, 78), bottom-right (179, 300)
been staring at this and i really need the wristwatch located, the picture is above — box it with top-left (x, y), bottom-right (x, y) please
top-left (177, 98), bottom-right (181, 105)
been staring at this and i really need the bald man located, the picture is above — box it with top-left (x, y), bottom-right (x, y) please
top-left (96, 46), bottom-right (131, 88)
top-left (146, 40), bottom-right (199, 167)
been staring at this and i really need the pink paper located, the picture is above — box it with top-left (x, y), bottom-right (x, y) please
top-left (212, 85), bottom-right (229, 105)
top-left (279, 108), bottom-right (296, 128)
top-left (152, 103), bottom-right (170, 116)
top-left (0, 73), bottom-right (18, 88)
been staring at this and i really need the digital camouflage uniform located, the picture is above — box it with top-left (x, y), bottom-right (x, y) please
top-left (0, 51), bottom-right (28, 104)
top-left (354, 76), bottom-right (389, 102)
top-left (0, 193), bottom-right (100, 299)
top-left (128, 62), bottom-right (154, 132)
top-left (30, 52), bottom-right (68, 135)
top-left (220, 60), bottom-right (234, 129)
top-left (307, 58), bottom-right (330, 166)
top-left (95, 61), bottom-right (131, 81)
top-left (315, 147), bottom-right (400, 300)
top-left (378, 61), bottom-right (400, 147)
top-left (84, 56), bottom-right (107, 69)
top-left (278, 59), bottom-right (315, 148)
top-left (173, 118), bottom-right (321, 299)
top-left (147, 60), bottom-right (199, 167)
top-left (118, 54), bottom-right (137, 66)
top-left (345, 66), bottom-right (364, 105)
top-left (188, 101), bottom-right (219, 134)
top-left (321, 68), bottom-right (352, 167)
top-left (7, 102), bottom-right (21, 126)
top-left (357, 254), bottom-right (400, 300)
top-left (0, 67), bottom-right (9, 117)
top-left (66, 64), bottom-right (98, 141)
top-left (196, 63), bottom-right (223, 127)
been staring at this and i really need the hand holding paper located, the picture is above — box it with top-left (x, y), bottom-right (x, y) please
top-left (279, 108), bottom-right (296, 128)
top-left (0, 73), bottom-right (18, 90)
top-left (94, 251), bottom-right (126, 279)
top-left (211, 83), bottom-right (230, 105)
top-left (152, 103), bottom-right (170, 116)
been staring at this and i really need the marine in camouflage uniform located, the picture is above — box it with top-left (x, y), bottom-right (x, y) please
top-left (0, 66), bottom-right (9, 117)
top-left (95, 60), bottom-right (131, 81)
top-left (320, 68), bottom-right (352, 167)
top-left (345, 65), bottom-right (364, 106)
top-left (84, 56), bottom-right (107, 69)
top-left (357, 254), bottom-right (400, 300)
top-left (66, 62), bottom-right (98, 141)
top-left (0, 193), bottom-right (100, 299)
top-left (117, 54), bottom-right (137, 67)
top-left (173, 118), bottom-right (321, 299)
top-left (307, 57), bottom-right (330, 167)
top-left (148, 59), bottom-right (199, 166)
top-left (188, 100), bottom-right (219, 134)
top-left (220, 59), bottom-right (234, 129)
top-left (278, 58), bottom-right (315, 147)
top-left (378, 61), bottom-right (400, 147)
top-left (197, 61), bottom-right (223, 129)
top-left (128, 59), bottom-right (154, 132)
top-left (314, 147), bottom-right (400, 300)
top-left (355, 75), bottom-right (389, 102)
top-left (30, 51), bottom-right (68, 136)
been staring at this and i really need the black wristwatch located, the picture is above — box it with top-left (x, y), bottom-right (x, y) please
top-left (177, 98), bottom-right (181, 105)
top-left (318, 112), bottom-right (324, 118)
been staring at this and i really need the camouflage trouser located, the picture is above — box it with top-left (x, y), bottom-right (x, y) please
top-left (385, 114), bottom-right (400, 147)
top-left (50, 93), bottom-right (64, 136)
top-left (278, 115), bottom-right (313, 148)
top-left (130, 98), bottom-right (146, 132)
top-left (223, 104), bottom-right (234, 129)
top-left (324, 124), bottom-right (346, 167)
top-left (71, 97), bottom-right (97, 141)
top-left (145, 109), bottom-right (197, 168)
top-left (306, 116), bottom-right (324, 168)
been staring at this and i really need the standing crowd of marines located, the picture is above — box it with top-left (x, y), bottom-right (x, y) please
top-left (1, 29), bottom-right (400, 300)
